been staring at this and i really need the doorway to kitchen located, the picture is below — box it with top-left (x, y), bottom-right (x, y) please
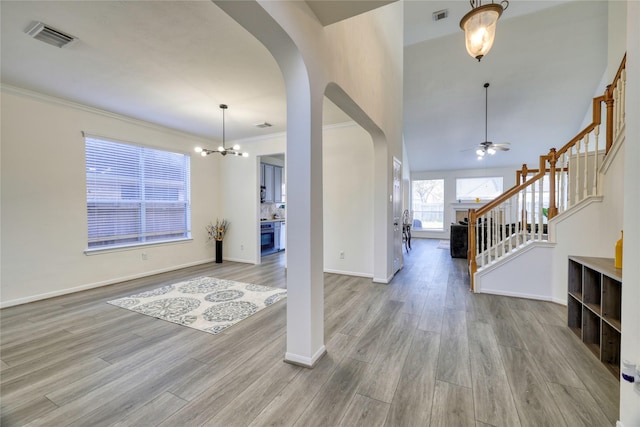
top-left (260, 153), bottom-right (286, 258)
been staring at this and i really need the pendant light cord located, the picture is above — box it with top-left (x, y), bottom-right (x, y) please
top-left (222, 105), bottom-right (226, 148)
top-left (484, 82), bottom-right (489, 143)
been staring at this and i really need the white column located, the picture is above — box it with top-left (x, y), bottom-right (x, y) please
top-left (284, 83), bottom-right (326, 367)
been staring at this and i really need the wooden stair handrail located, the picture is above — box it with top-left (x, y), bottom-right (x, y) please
top-left (605, 53), bottom-right (627, 153)
top-left (556, 96), bottom-right (604, 157)
top-left (611, 53), bottom-right (627, 90)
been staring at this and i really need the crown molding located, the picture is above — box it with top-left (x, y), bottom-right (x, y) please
top-left (1, 83), bottom-right (212, 144)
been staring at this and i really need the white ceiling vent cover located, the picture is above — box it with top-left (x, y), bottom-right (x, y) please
top-left (432, 9), bottom-right (449, 21)
top-left (26, 22), bottom-right (77, 48)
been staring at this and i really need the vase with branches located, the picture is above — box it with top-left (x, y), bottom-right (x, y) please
top-left (206, 219), bottom-right (228, 263)
top-left (206, 219), bottom-right (228, 242)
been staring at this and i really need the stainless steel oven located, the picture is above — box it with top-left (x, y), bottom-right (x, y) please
top-left (261, 222), bottom-right (275, 255)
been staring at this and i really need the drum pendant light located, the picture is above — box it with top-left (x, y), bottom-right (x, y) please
top-left (460, 1), bottom-right (508, 61)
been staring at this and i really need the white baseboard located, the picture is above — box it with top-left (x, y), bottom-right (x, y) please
top-left (323, 268), bottom-right (373, 279)
top-left (372, 270), bottom-right (396, 284)
top-left (0, 258), bottom-right (216, 308)
top-left (284, 345), bottom-right (327, 368)
top-left (223, 257), bottom-right (256, 264)
top-left (476, 287), bottom-right (566, 305)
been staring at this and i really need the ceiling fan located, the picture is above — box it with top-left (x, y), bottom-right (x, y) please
top-left (466, 82), bottom-right (510, 159)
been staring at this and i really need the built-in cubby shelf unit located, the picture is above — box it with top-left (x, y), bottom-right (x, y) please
top-left (567, 256), bottom-right (622, 379)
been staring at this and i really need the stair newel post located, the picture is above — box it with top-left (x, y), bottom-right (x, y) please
top-left (520, 164), bottom-right (528, 185)
top-left (468, 208), bottom-right (477, 292)
top-left (605, 84), bottom-right (614, 154)
top-left (548, 149), bottom-right (558, 219)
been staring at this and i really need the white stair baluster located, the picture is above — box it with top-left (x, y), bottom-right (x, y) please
top-left (583, 133), bottom-right (589, 201)
top-left (508, 197), bottom-right (513, 254)
top-left (530, 180), bottom-right (535, 241)
top-left (621, 69), bottom-right (626, 130)
top-left (574, 140), bottom-right (580, 206)
top-left (520, 188), bottom-right (526, 245)
top-left (593, 125), bottom-right (600, 196)
top-left (538, 177), bottom-right (544, 241)
top-left (501, 205), bottom-right (506, 258)
top-left (559, 152), bottom-right (566, 213)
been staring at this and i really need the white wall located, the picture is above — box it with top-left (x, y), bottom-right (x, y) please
top-left (0, 87), bottom-right (221, 307)
top-left (476, 244), bottom-right (555, 300)
top-left (410, 166), bottom-right (518, 239)
top-left (607, 0), bottom-right (627, 84)
top-left (620, 1), bottom-right (640, 424)
top-left (322, 123), bottom-right (374, 277)
top-left (577, 1), bottom-right (627, 138)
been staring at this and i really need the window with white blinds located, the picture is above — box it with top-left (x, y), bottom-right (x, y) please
top-left (85, 135), bottom-right (191, 250)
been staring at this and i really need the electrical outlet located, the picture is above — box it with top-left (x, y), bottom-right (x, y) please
top-left (141, 253), bottom-right (148, 261)
top-left (339, 251), bottom-right (345, 259)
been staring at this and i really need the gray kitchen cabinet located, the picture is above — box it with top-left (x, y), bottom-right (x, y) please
top-left (260, 163), bottom-right (283, 203)
top-left (274, 166), bottom-right (282, 203)
top-left (264, 164), bottom-right (274, 202)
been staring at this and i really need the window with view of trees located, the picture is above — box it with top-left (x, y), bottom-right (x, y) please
top-left (85, 135), bottom-right (191, 250)
top-left (456, 177), bottom-right (503, 201)
top-left (411, 179), bottom-right (444, 230)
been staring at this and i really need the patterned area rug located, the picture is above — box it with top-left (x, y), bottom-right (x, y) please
top-left (437, 240), bottom-right (450, 249)
top-left (108, 277), bottom-right (286, 335)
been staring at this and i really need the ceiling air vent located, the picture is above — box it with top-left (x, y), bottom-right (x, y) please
top-left (432, 9), bottom-right (449, 22)
top-left (25, 22), bottom-right (77, 48)
top-left (255, 122), bottom-right (273, 129)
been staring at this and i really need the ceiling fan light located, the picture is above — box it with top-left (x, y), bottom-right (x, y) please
top-left (487, 147), bottom-right (496, 155)
top-left (460, 3), bottom-right (504, 61)
top-left (476, 148), bottom-right (484, 156)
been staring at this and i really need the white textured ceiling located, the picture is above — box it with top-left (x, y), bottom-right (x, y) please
top-left (1, 0), bottom-right (609, 171)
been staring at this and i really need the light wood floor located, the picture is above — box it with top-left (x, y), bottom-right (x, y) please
top-left (0, 239), bottom-right (619, 426)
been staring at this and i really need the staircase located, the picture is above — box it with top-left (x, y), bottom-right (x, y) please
top-left (467, 55), bottom-right (627, 298)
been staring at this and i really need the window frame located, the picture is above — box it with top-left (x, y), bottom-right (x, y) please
top-left (455, 176), bottom-right (504, 202)
top-left (84, 134), bottom-right (192, 253)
